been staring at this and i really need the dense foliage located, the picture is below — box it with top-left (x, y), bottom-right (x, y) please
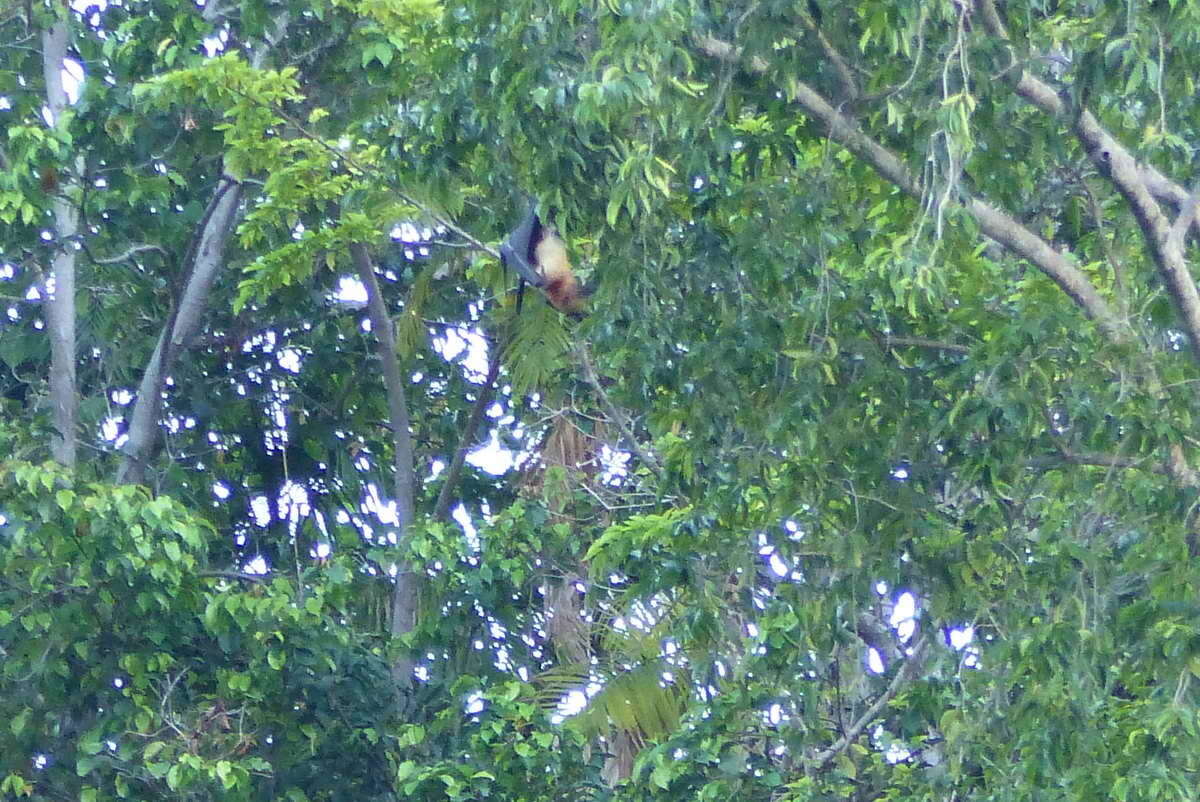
top-left (5, 0), bottom-right (1200, 799)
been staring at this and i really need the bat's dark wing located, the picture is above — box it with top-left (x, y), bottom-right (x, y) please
top-left (499, 204), bottom-right (546, 288)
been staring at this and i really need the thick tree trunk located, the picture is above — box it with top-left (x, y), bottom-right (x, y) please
top-left (117, 177), bottom-right (241, 485)
top-left (41, 20), bottom-right (79, 468)
top-left (350, 242), bottom-right (419, 691)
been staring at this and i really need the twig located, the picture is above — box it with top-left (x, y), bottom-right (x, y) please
top-left (158, 669), bottom-right (189, 738)
top-left (89, 243), bottom-right (170, 265)
top-left (199, 570), bottom-right (268, 583)
top-left (433, 343), bottom-right (503, 521)
top-left (882, 336), bottom-right (970, 354)
top-left (573, 342), bottom-right (662, 478)
top-left (809, 633), bottom-right (929, 769)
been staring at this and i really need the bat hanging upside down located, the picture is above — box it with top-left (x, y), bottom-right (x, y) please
top-left (500, 205), bottom-right (588, 316)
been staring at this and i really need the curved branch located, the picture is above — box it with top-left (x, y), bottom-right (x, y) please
top-left (693, 33), bottom-right (1126, 342)
top-left (89, 243), bottom-right (170, 265)
top-left (975, 0), bottom-right (1200, 364)
top-left (786, 78), bottom-right (1128, 342)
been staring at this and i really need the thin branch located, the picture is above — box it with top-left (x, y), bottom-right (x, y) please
top-left (1076, 175), bottom-right (1127, 308)
top-left (1027, 450), bottom-right (1159, 474)
top-left (199, 570), bottom-right (267, 583)
top-left (693, 33), bottom-right (768, 73)
top-left (433, 344), bottom-right (503, 521)
top-left (573, 342), bottom-right (662, 478)
top-left (882, 336), bottom-right (970, 354)
top-left (227, 84), bottom-right (502, 255)
top-left (704, 2), bottom-right (762, 126)
top-left (810, 634), bottom-right (930, 769)
top-left (1169, 182), bottom-right (1200, 250)
top-left (89, 243), bottom-right (170, 265)
top-left (1029, 441), bottom-right (1199, 487)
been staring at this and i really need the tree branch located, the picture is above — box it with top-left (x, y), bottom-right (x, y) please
top-left (117, 176), bottom-right (242, 485)
top-left (41, 18), bottom-right (80, 468)
top-left (796, 82), bottom-right (1126, 341)
top-left (89, 243), bottom-right (170, 265)
top-left (433, 344), bottom-right (503, 522)
top-left (1028, 450), bottom-right (1158, 474)
top-left (1169, 183), bottom-right (1200, 251)
top-left (118, 18), bottom-right (298, 486)
top-left (350, 242), bottom-right (419, 690)
top-left (695, 30), bottom-right (1200, 486)
top-left (199, 570), bottom-right (267, 583)
top-left (975, 0), bottom-right (1200, 364)
top-left (694, 34), bottom-right (1126, 341)
top-left (798, 11), bottom-right (859, 102)
top-left (573, 342), bottom-right (662, 479)
top-left (882, 336), bottom-right (970, 354)
top-left (810, 634), bottom-right (929, 769)
top-left (972, 0), bottom-right (1194, 219)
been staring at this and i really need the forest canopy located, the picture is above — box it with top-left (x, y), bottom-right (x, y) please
top-left (4, 0), bottom-right (1200, 799)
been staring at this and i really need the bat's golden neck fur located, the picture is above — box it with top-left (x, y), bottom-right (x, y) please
top-left (534, 231), bottom-right (586, 314)
top-left (534, 232), bottom-right (571, 281)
